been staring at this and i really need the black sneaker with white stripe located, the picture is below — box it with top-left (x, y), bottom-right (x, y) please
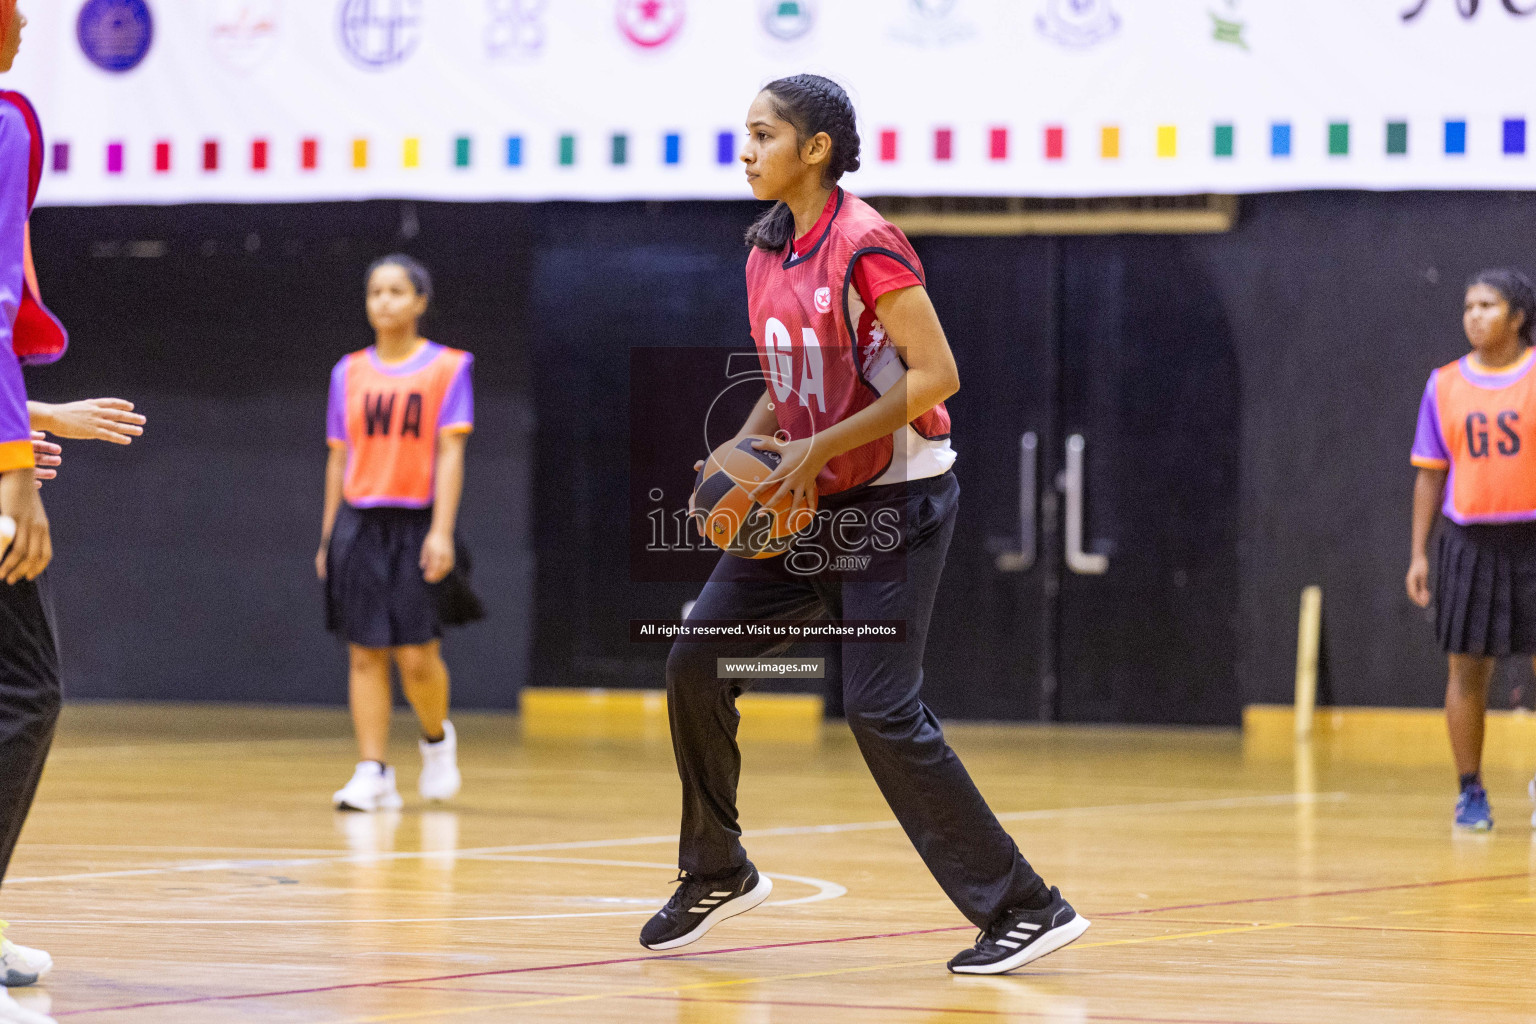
top-left (947, 887), bottom-right (1090, 974)
top-left (639, 862), bottom-right (773, 950)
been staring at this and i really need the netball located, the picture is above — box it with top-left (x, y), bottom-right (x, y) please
top-left (690, 435), bottom-right (817, 558)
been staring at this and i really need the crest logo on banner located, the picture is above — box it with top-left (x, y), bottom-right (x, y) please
top-left (338, 0), bottom-right (423, 68)
top-left (77, 0), bottom-right (154, 73)
top-left (487, 0), bottom-right (547, 60)
top-left (1211, 0), bottom-right (1248, 49)
top-left (890, 0), bottom-right (973, 47)
top-left (1036, 0), bottom-right (1120, 48)
top-left (762, 0), bottom-right (815, 41)
top-left (209, 0), bottom-right (280, 73)
top-left (618, 0), bottom-right (685, 49)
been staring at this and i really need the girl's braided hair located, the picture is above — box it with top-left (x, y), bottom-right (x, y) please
top-left (746, 75), bottom-right (862, 252)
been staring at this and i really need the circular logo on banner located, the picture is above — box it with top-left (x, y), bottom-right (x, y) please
top-left (77, 0), bottom-right (154, 73)
top-left (890, 0), bottom-right (972, 46)
top-left (487, 0), bottom-right (547, 61)
top-left (1036, 0), bottom-right (1120, 48)
top-left (338, 0), bottom-right (422, 68)
top-left (761, 0), bottom-right (814, 40)
top-left (617, 0), bottom-right (684, 49)
top-left (912, 0), bottom-right (958, 17)
top-left (209, 0), bottom-right (281, 73)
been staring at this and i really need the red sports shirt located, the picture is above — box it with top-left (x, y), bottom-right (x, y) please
top-left (745, 189), bottom-right (953, 495)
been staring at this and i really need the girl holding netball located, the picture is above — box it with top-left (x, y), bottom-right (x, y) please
top-left (319, 255), bottom-right (474, 812)
top-left (640, 75), bottom-right (1088, 974)
top-left (1408, 268), bottom-right (1536, 832)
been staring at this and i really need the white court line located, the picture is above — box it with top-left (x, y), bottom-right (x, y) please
top-left (45, 739), bottom-right (354, 760)
top-left (17, 844), bottom-right (346, 855)
top-left (4, 859), bottom-right (846, 925)
top-left (3, 791), bottom-right (1345, 886)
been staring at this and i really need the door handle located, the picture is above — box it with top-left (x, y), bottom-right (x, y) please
top-left (994, 431), bottom-right (1038, 572)
top-left (1063, 434), bottom-right (1108, 576)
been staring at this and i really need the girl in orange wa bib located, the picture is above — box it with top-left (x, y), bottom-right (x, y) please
top-left (318, 256), bottom-right (478, 813)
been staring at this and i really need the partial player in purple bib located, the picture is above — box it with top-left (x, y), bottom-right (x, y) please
top-left (0, 6), bottom-right (148, 1005)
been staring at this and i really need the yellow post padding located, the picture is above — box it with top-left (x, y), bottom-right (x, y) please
top-left (1294, 585), bottom-right (1323, 740)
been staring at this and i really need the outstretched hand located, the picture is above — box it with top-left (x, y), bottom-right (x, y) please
top-left (42, 399), bottom-right (146, 444)
top-left (30, 432), bottom-right (60, 487)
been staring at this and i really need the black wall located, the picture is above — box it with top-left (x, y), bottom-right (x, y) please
top-left (28, 191), bottom-right (1536, 714)
top-left (29, 202), bottom-right (536, 708)
top-left (1200, 192), bottom-right (1536, 710)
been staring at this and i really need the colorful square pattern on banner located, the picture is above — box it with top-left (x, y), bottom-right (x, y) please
top-left (8, 0), bottom-right (1536, 203)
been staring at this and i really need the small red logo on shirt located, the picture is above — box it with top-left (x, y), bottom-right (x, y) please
top-left (814, 287), bottom-right (832, 313)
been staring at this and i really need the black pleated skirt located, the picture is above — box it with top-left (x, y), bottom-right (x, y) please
top-left (325, 504), bottom-right (485, 649)
top-left (1434, 520), bottom-right (1536, 656)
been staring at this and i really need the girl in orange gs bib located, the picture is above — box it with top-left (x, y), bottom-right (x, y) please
top-left (318, 255), bottom-right (480, 812)
top-left (639, 75), bottom-right (1088, 974)
top-left (1408, 268), bottom-right (1536, 832)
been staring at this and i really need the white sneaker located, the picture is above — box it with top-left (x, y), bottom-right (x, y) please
top-left (418, 721), bottom-right (461, 802)
top-left (0, 929), bottom-right (49, 987)
top-left (0, 988), bottom-right (54, 1024)
top-left (332, 762), bottom-right (404, 812)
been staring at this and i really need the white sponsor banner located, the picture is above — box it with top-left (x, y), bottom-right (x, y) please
top-left (10, 0), bottom-right (1536, 206)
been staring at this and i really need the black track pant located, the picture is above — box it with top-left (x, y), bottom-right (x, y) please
top-left (0, 576), bottom-right (60, 885)
top-left (666, 472), bottom-right (1050, 929)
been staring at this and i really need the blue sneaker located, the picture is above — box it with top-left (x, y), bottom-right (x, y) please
top-left (1455, 785), bottom-right (1493, 832)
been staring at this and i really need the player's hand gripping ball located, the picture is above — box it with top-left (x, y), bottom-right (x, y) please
top-left (690, 435), bottom-right (819, 559)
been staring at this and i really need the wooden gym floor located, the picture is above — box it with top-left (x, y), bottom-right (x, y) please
top-left (2, 703), bottom-right (1534, 1023)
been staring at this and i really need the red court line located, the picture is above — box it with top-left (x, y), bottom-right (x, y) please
top-left (372, 985), bottom-right (569, 997)
top-left (1146, 917), bottom-right (1536, 940)
top-left (52, 926), bottom-right (967, 1017)
top-left (632, 993), bottom-right (1291, 1024)
top-left (55, 871), bottom-right (1532, 1017)
top-left (1095, 872), bottom-right (1531, 918)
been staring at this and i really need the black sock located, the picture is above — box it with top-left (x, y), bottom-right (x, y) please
top-left (697, 863), bottom-right (748, 882)
top-left (1459, 772), bottom-right (1482, 792)
top-left (1013, 882), bottom-right (1055, 913)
